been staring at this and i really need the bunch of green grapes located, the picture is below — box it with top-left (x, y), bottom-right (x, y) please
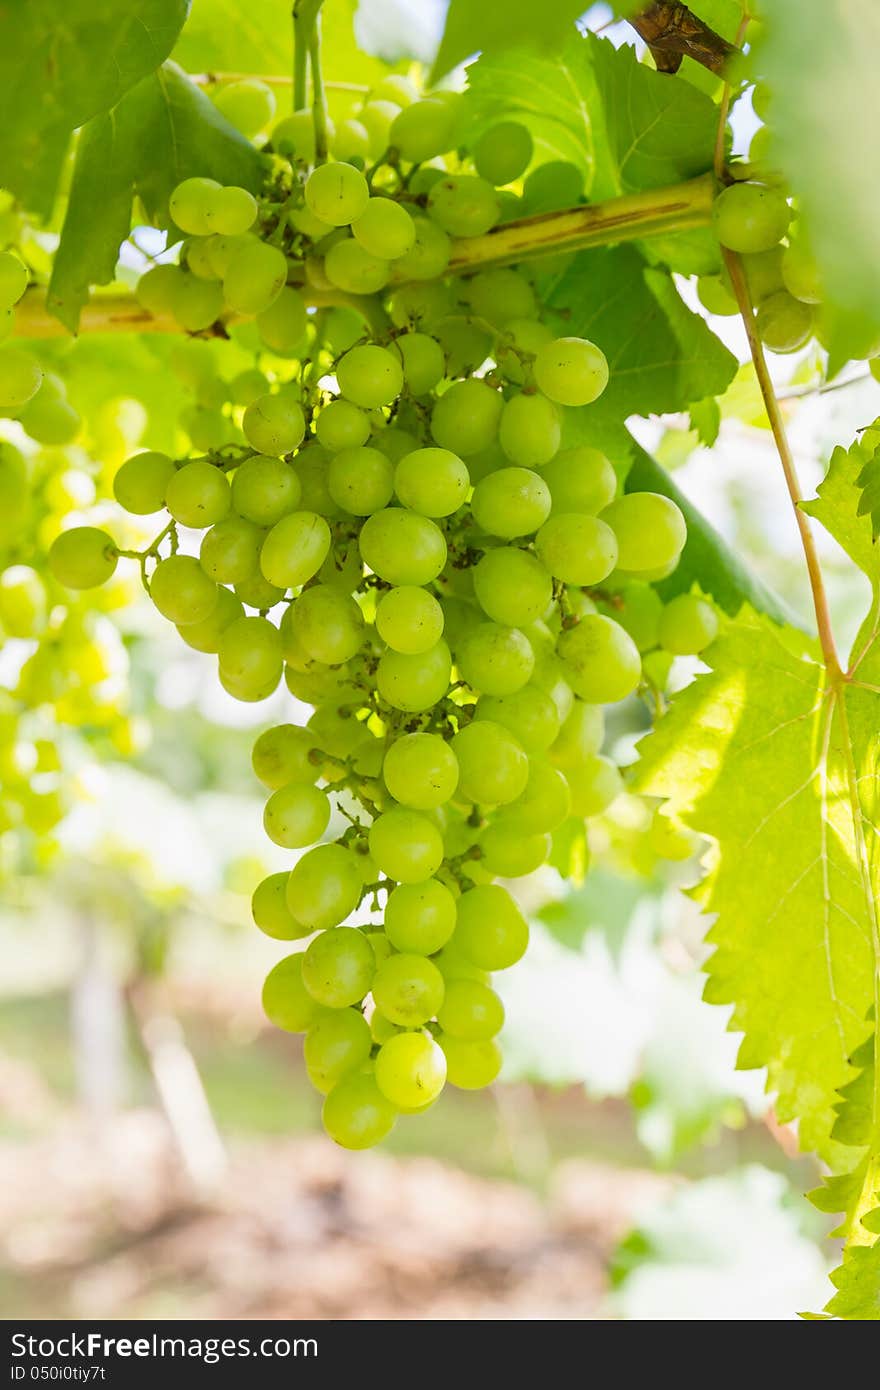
top-left (48, 93), bottom-right (722, 1146)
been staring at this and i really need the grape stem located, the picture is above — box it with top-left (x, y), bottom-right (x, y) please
top-left (14, 174), bottom-right (717, 340)
top-left (308, 18), bottom-right (330, 165)
top-left (712, 11), bottom-right (752, 180)
top-left (293, 0), bottom-right (325, 122)
top-left (723, 248), bottom-right (841, 678)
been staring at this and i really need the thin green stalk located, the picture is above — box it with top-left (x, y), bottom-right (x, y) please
top-left (309, 18), bottom-right (329, 165)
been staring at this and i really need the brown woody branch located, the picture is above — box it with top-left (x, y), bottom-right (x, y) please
top-left (628, 2), bottom-right (739, 75)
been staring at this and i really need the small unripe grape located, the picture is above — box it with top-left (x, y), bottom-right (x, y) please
top-left (557, 614), bottom-right (641, 703)
top-left (328, 445), bottom-right (395, 515)
top-left (782, 232), bottom-right (822, 304)
top-left (427, 175), bottom-right (500, 237)
top-left (496, 757), bottom-right (571, 834)
top-left (374, 1031), bottom-right (446, 1109)
top-left (498, 392), bottom-right (561, 468)
top-left (431, 378), bottom-right (503, 456)
top-left (261, 511), bottom-right (331, 589)
top-left (243, 392), bottom-right (306, 454)
top-left (375, 585), bottom-right (444, 654)
top-left (601, 492), bottom-right (686, 573)
top-left (0, 346), bottom-right (42, 409)
top-left (395, 446), bottom-right (469, 517)
top-left (566, 753), bottom-right (623, 817)
top-left (48, 527), bottom-right (118, 590)
top-left (368, 807), bottom-right (444, 883)
top-left (256, 286), bottom-right (308, 354)
top-left (301, 922), bottom-right (375, 1003)
top-left (390, 98), bottom-right (458, 162)
top-left (521, 159), bottom-right (584, 215)
top-left (336, 344), bottom-right (403, 408)
top-left (304, 1008), bottom-right (372, 1094)
top-left (169, 177), bottom-right (221, 235)
top-left (113, 450), bottom-right (175, 514)
top-left (473, 547), bottom-right (552, 627)
top-left (305, 162), bottom-right (370, 226)
top-left (458, 621), bottom-right (535, 696)
top-left (252, 722), bottom-right (321, 789)
top-left (223, 240), bottom-right (288, 314)
top-left (351, 196), bottom-right (416, 259)
top-left (696, 274), bottom-right (738, 317)
top-left (394, 332), bottom-right (445, 395)
top-left (252, 872), bottom-right (309, 941)
top-left (262, 953), bottom-right (320, 1032)
top-left (214, 78), bottom-right (276, 138)
top-left (384, 879), bottom-right (456, 955)
top-left (264, 782), bottom-right (330, 849)
top-left (451, 720), bottom-right (528, 805)
top-left (150, 555), bottom-right (219, 624)
top-left (376, 639), bottom-right (451, 712)
top-left (467, 268), bottom-right (537, 327)
top-left (272, 109), bottom-right (320, 160)
top-left (359, 99), bottom-right (401, 156)
top-left (199, 516), bottom-right (263, 583)
top-left (231, 454), bottom-right (301, 526)
top-left (475, 687), bottom-right (560, 754)
top-left (394, 216), bottom-right (451, 281)
top-left (324, 238), bottom-right (391, 294)
top-left (0, 251), bottom-right (28, 310)
top-left (479, 823), bottom-right (550, 876)
top-left (316, 399), bottom-right (370, 452)
top-left (755, 290), bottom-right (813, 353)
top-left (322, 1072), bottom-right (397, 1149)
top-left (372, 952), bottom-right (445, 1026)
top-left (473, 121), bottom-right (533, 185)
top-left (212, 185), bottom-right (258, 235)
top-left (177, 584), bottom-right (243, 653)
top-left (536, 513), bottom-right (618, 585)
top-left (712, 181), bottom-right (790, 254)
top-left (383, 732), bottom-right (459, 809)
top-left (332, 117), bottom-right (371, 163)
top-left (455, 884), bottom-right (528, 971)
top-left (534, 336), bottom-right (609, 407)
top-left (471, 466), bottom-right (551, 538)
top-left (658, 593), bottom-right (719, 654)
top-left (218, 615), bottom-right (282, 690)
top-left (288, 584), bottom-right (365, 664)
top-left (359, 508), bottom-right (447, 585)
top-left (165, 460), bottom-right (231, 528)
top-left (542, 446), bottom-right (617, 515)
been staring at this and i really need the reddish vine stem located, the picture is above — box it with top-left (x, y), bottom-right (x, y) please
top-left (723, 249), bottom-right (841, 677)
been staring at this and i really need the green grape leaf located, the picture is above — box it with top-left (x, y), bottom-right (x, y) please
top-left (626, 445), bottom-right (805, 628)
top-left (824, 1243), bottom-right (880, 1320)
top-left (636, 443), bottom-right (880, 1316)
top-left (0, 0), bottom-right (190, 214)
top-left (461, 33), bottom-right (600, 193)
top-left (689, 397), bottom-right (721, 449)
top-left (855, 450), bottom-right (880, 543)
top-left (430, 0), bottom-right (586, 83)
top-left (756, 0), bottom-right (880, 354)
top-left (546, 245), bottom-right (737, 427)
top-left (587, 33), bottom-right (718, 198)
top-left (48, 62), bottom-right (262, 333)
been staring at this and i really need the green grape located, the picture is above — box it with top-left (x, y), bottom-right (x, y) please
top-left (383, 732), bottom-right (459, 809)
top-left (150, 555), bottom-right (219, 625)
top-left (740, 247), bottom-right (785, 305)
top-left (431, 379), bottom-right (503, 456)
top-left (322, 1072), bottom-right (397, 1149)
top-left (367, 933), bottom-right (394, 971)
top-left (375, 1032), bottom-right (447, 1109)
top-left (455, 883), bottom-right (528, 970)
top-left (18, 375), bottom-right (80, 445)
top-left (0, 565), bottom-right (46, 636)
top-left (451, 720), bottom-right (528, 805)
top-left (473, 120), bottom-right (533, 186)
top-left (324, 238), bottom-right (391, 294)
top-left (782, 232), bottom-right (822, 304)
top-left (535, 513), bottom-right (618, 585)
top-left (0, 251), bottom-right (27, 310)
top-left (393, 332), bottom-right (445, 395)
top-left (288, 846), bottom-right (364, 933)
top-left (271, 109), bottom-right (319, 160)
top-left (755, 290), bottom-right (813, 353)
top-left (371, 73), bottom-right (417, 106)
top-left (533, 336), bottom-right (609, 407)
top-left (358, 508), bottom-right (446, 585)
top-left (375, 585), bottom-right (444, 654)
top-left (320, 539), bottom-right (364, 593)
top-left (566, 753), bottom-right (623, 817)
top-left (263, 782), bottom-right (330, 848)
top-left (199, 516), bottom-right (262, 584)
top-left (214, 77), bottom-right (275, 136)
top-left (218, 615), bottom-right (283, 694)
top-left (438, 978), bottom-right (504, 1041)
top-left (351, 196), bottom-right (416, 258)
top-left (170, 177), bottom-right (221, 235)
top-left (304, 162), bottom-right (370, 226)
top-left (231, 455), bottom-right (301, 526)
top-left (427, 175), bottom-right (499, 237)
top-left (203, 233), bottom-right (256, 279)
top-left (384, 878), bottom-right (457, 954)
top-left (604, 581), bottom-right (662, 652)
top-left (286, 661), bottom-right (359, 705)
top-left (0, 346), bottom-right (42, 409)
top-left (658, 593), bottom-right (719, 654)
top-left (316, 399), bottom-right (370, 452)
top-left (521, 160), bottom-right (584, 215)
top-left (288, 584), bottom-right (365, 664)
top-left (220, 665), bottom-right (279, 703)
top-left (542, 446), bottom-right (617, 516)
top-left (252, 723), bottom-right (321, 788)
top-left (498, 392), bottom-right (561, 469)
top-left (136, 264), bottom-right (184, 313)
top-left (291, 445), bottom-right (340, 517)
top-left (376, 639), bottom-right (451, 712)
top-left (472, 548), bottom-right (551, 629)
top-left (458, 621), bottom-right (535, 696)
top-left (394, 446), bottom-right (469, 517)
top-left (166, 272), bottom-right (224, 332)
top-left (440, 1034), bottom-right (502, 1089)
top-left (261, 510), bottom-right (331, 588)
top-left (165, 460), bottom-right (231, 528)
top-left (304, 1008), bottom-right (372, 1094)
top-left (243, 392), bottom-right (305, 455)
top-left (177, 583), bottom-right (243, 653)
top-left (389, 280), bottom-right (452, 329)
top-left (256, 286), bottom-right (308, 354)
top-left (236, 572), bottom-right (285, 610)
top-left (479, 822), bottom-right (550, 876)
top-left (372, 952), bottom-right (445, 1026)
top-left (601, 492), bottom-right (686, 572)
top-left (474, 686), bottom-right (560, 754)
top-left (252, 871), bottom-right (309, 940)
top-left (466, 269), bottom-right (537, 327)
top-left (368, 808), bottom-right (444, 883)
top-left (393, 216), bottom-right (451, 281)
top-left (497, 758), bottom-right (571, 834)
top-left (48, 527), bottom-right (118, 590)
top-left (327, 445), bottom-right (394, 516)
top-left (649, 806), bottom-right (699, 861)
top-left (711, 181), bottom-right (791, 253)
top-left (336, 344), bottom-right (404, 408)
top-left (332, 117), bottom-right (371, 163)
top-left (471, 466), bottom-right (550, 539)
top-left (390, 98), bottom-right (457, 162)
top-left (696, 274), bottom-right (738, 317)
top-left (496, 317), bottom-right (554, 384)
top-left (375, 426), bottom-right (421, 464)
top-left (298, 920), bottom-right (372, 1008)
top-left (557, 614), bottom-right (641, 703)
top-left (212, 186), bottom-right (258, 237)
top-left (432, 314), bottom-right (492, 376)
top-left (113, 450), bottom-right (174, 514)
top-left (262, 953), bottom-right (320, 1032)
top-left (223, 240), bottom-right (288, 314)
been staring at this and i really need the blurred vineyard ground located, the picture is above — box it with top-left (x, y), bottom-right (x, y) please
top-left (0, 983), bottom-right (824, 1320)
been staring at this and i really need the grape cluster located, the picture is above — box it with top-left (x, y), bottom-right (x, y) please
top-left (48, 77), bottom-right (719, 1147)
